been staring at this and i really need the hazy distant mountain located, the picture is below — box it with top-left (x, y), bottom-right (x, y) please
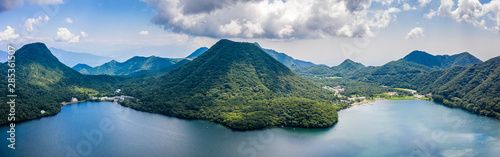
top-left (72, 63), bottom-right (92, 72)
top-left (49, 48), bottom-right (113, 67)
top-left (0, 50), bottom-right (7, 62)
top-left (253, 42), bottom-right (316, 67)
top-left (400, 50), bottom-right (482, 69)
top-left (123, 39), bottom-right (341, 130)
top-left (85, 56), bottom-right (184, 76)
top-left (186, 47), bottom-right (208, 59)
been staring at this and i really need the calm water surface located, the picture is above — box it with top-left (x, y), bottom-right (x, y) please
top-left (1, 100), bottom-right (499, 157)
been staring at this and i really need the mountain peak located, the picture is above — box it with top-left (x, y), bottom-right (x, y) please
top-left (337, 59), bottom-right (364, 69)
top-left (17, 42), bottom-right (61, 64)
top-left (131, 39), bottom-right (339, 130)
top-left (72, 63), bottom-right (92, 72)
top-left (401, 50), bottom-right (482, 69)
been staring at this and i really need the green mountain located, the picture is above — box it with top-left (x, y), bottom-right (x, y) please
top-left (401, 50), bottom-right (482, 69)
top-left (340, 59), bottom-right (436, 89)
top-left (122, 39), bottom-right (343, 130)
top-left (291, 65), bottom-right (341, 77)
top-left (186, 47), bottom-right (208, 59)
top-left (331, 59), bottom-right (365, 76)
top-left (49, 47), bottom-right (113, 67)
top-left (84, 56), bottom-right (184, 76)
top-left (127, 59), bottom-right (191, 78)
top-left (72, 63), bottom-right (92, 72)
top-left (333, 59), bottom-right (365, 71)
top-left (291, 59), bottom-right (365, 78)
top-left (414, 56), bottom-right (500, 120)
top-left (0, 43), bottom-right (120, 125)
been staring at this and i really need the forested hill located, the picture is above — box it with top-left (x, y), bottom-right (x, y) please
top-left (0, 43), bottom-right (121, 125)
top-left (291, 59), bottom-right (365, 77)
top-left (401, 50), bottom-right (482, 69)
top-left (121, 39), bottom-right (344, 130)
top-left (83, 56), bottom-right (184, 76)
top-left (72, 63), bottom-right (92, 72)
top-left (415, 56), bottom-right (500, 120)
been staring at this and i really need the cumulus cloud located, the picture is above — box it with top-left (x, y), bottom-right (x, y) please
top-left (0, 26), bottom-right (19, 41)
top-left (437, 0), bottom-right (500, 31)
top-left (80, 31), bottom-right (88, 37)
top-left (25, 15), bottom-right (50, 32)
top-left (403, 3), bottom-right (417, 10)
top-left (55, 28), bottom-right (82, 43)
top-left (405, 27), bottom-right (424, 39)
top-left (65, 18), bottom-right (73, 24)
top-left (419, 0), bottom-right (432, 7)
top-left (29, 0), bottom-right (63, 4)
top-left (0, 0), bottom-right (23, 13)
top-left (142, 0), bottom-right (402, 38)
top-left (374, 0), bottom-right (394, 6)
top-left (179, 0), bottom-right (262, 15)
top-left (424, 9), bottom-right (437, 19)
top-left (139, 30), bottom-right (149, 35)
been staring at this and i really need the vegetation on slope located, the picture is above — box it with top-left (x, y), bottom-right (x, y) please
top-left (0, 43), bottom-right (121, 125)
top-left (84, 56), bottom-right (183, 76)
top-left (121, 39), bottom-right (345, 130)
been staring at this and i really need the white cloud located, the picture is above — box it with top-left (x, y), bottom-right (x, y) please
top-left (80, 31), bottom-right (88, 37)
top-left (405, 27), bottom-right (424, 39)
top-left (219, 20), bottom-right (243, 36)
top-left (419, 0), bottom-right (432, 7)
top-left (371, 7), bottom-right (401, 28)
top-left (143, 0), bottom-right (402, 38)
top-left (243, 21), bottom-right (264, 37)
top-left (65, 18), bottom-right (73, 24)
top-left (55, 28), bottom-right (81, 43)
top-left (29, 0), bottom-right (63, 4)
top-left (25, 15), bottom-right (50, 32)
top-left (424, 9), bottom-right (437, 19)
top-left (0, 26), bottom-right (19, 41)
top-left (436, 0), bottom-right (500, 31)
top-left (403, 3), bottom-right (416, 10)
top-left (139, 30), bottom-right (149, 35)
top-left (374, 0), bottom-right (394, 5)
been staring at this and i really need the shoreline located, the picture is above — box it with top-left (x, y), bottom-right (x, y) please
top-left (61, 100), bottom-right (87, 106)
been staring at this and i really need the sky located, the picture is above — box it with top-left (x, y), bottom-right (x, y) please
top-left (0, 0), bottom-right (499, 66)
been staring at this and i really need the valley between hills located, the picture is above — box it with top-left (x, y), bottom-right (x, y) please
top-left (1, 39), bottom-right (499, 130)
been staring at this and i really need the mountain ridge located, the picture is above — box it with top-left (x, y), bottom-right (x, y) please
top-left (84, 56), bottom-right (184, 76)
top-left (400, 50), bottom-right (482, 69)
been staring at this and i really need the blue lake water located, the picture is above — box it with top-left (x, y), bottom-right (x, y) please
top-left (1, 100), bottom-right (500, 157)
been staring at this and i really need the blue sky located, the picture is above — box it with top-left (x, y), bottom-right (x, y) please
top-left (0, 0), bottom-right (499, 66)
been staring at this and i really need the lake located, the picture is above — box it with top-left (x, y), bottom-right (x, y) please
top-left (1, 100), bottom-right (500, 157)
